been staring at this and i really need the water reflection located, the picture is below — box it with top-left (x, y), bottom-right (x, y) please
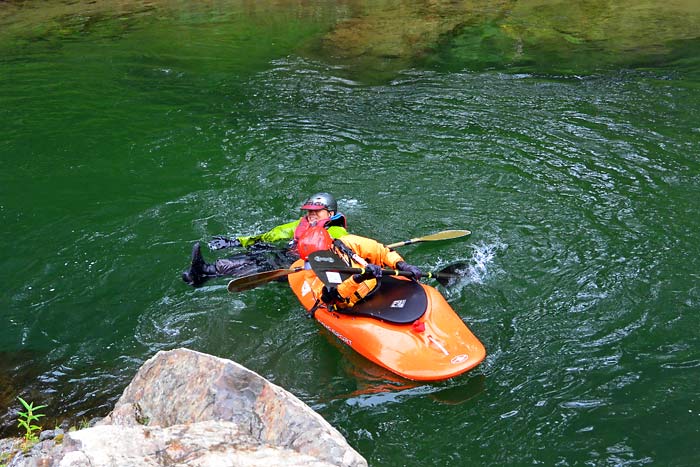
top-left (2, 0), bottom-right (699, 81)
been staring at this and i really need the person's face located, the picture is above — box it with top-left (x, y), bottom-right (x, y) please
top-left (304, 208), bottom-right (331, 224)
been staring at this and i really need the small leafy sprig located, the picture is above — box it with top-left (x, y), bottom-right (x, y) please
top-left (16, 396), bottom-right (47, 444)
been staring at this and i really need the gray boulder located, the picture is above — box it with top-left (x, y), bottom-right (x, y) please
top-left (8, 348), bottom-right (367, 467)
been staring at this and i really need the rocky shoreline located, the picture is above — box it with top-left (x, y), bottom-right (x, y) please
top-left (1, 348), bottom-right (366, 467)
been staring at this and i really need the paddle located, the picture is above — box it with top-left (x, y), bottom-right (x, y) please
top-left (307, 250), bottom-right (467, 288)
top-left (227, 229), bottom-right (471, 293)
top-left (227, 267), bottom-right (304, 293)
top-left (385, 229), bottom-right (470, 249)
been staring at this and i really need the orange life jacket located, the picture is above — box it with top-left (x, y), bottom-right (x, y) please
top-left (308, 234), bottom-right (405, 309)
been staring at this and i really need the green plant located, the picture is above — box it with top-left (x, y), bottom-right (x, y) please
top-left (16, 396), bottom-right (47, 444)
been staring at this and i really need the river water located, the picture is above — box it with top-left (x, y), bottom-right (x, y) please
top-left (1, 1), bottom-right (699, 465)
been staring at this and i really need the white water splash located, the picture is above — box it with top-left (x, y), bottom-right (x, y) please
top-left (439, 240), bottom-right (506, 298)
top-left (458, 241), bottom-right (506, 284)
top-left (466, 241), bottom-right (503, 284)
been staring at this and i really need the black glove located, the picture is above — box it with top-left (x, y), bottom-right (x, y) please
top-left (321, 286), bottom-right (342, 304)
top-left (208, 236), bottom-right (242, 251)
top-left (352, 263), bottom-right (383, 282)
top-left (396, 261), bottom-right (422, 280)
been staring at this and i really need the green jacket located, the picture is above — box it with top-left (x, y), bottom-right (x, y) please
top-left (237, 218), bottom-right (348, 247)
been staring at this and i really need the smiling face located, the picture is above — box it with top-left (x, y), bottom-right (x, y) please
top-left (304, 208), bottom-right (331, 224)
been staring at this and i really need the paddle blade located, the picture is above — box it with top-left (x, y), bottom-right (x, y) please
top-left (385, 229), bottom-right (471, 249)
top-left (227, 268), bottom-right (299, 293)
top-left (419, 229), bottom-right (471, 242)
top-left (434, 261), bottom-right (470, 287)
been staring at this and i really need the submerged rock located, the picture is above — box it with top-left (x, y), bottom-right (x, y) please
top-left (7, 348), bottom-right (366, 467)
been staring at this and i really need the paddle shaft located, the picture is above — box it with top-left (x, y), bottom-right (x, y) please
top-left (227, 267), bottom-right (303, 292)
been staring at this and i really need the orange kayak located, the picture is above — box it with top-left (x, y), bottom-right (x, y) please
top-left (287, 259), bottom-right (486, 381)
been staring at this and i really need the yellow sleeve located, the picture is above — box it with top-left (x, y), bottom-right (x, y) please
top-left (327, 225), bottom-right (349, 239)
top-left (237, 219), bottom-right (300, 247)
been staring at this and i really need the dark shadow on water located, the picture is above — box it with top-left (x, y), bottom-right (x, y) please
top-left (428, 374), bottom-right (486, 406)
top-left (0, 350), bottom-right (46, 438)
top-left (0, 350), bottom-right (121, 438)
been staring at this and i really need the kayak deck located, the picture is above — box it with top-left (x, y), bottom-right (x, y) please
top-left (329, 275), bottom-right (427, 324)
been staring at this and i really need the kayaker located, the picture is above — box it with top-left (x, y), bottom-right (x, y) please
top-left (182, 192), bottom-right (349, 287)
top-left (296, 224), bottom-right (423, 310)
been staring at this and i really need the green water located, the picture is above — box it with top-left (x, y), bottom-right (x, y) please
top-left (2, 0), bottom-right (699, 465)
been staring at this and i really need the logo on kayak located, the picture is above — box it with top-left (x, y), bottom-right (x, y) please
top-left (313, 255), bottom-right (335, 263)
top-left (320, 322), bottom-right (352, 346)
top-left (390, 300), bottom-right (406, 308)
top-left (451, 354), bottom-right (469, 364)
top-left (301, 281), bottom-right (311, 296)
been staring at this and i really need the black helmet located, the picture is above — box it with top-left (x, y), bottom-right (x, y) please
top-left (301, 192), bottom-right (337, 213)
